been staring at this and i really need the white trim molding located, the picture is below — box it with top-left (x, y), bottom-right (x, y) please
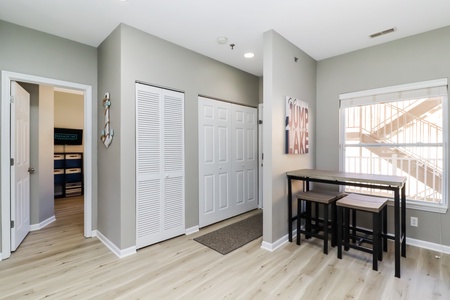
top-left (185, 226), bottom-right (199, 235)
top-left (30, 216), bottom-right (56, 231)
top-left (1, 70), bottom-right (94, 261)
top-left (260, 230), bottom-right (296, 252)
top-left (339, 78), bottom-right (448, 100)
top-left (94, 230), bottom-right (137, 258)
top-left (407, 237), bottom-right (450, 255)
top-left (260, 229), bottom-right (450, 256)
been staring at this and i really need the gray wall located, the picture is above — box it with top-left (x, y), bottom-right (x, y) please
top-left (0, 20), bottom-right (98, 250)
top-left (97, 24), bottom-right (260, 249)
top-left (263, 30), bottom-right (317, 243)
top-left (317, 26), bottom-right (450, 246)
top-left (97, 26), bottom-right (122, 248)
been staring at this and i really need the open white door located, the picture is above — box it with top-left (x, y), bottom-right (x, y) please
top-left (10, 81), bottom-right (31, 251)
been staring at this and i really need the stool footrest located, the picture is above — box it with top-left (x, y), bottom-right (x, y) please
top-left (345, 243), bottom-right (376, 255)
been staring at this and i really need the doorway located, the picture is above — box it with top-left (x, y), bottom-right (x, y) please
top-left (1, 71), bottom-right (94, 260)
top-left (198, 96), bottom-right (258, 227)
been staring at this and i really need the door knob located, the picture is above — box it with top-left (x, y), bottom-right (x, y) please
top-left (28, 167), bottom-right (35, 174)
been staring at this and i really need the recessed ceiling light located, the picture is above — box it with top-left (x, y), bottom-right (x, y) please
top-left (244, 53), bottom-right (255, 58)
top-left (217, 37), bottom-right (228, 44)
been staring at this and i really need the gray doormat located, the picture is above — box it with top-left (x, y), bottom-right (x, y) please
top-left (194, 212), bottom-right (263, 255)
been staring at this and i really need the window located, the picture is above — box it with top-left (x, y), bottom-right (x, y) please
top-left (339, 79), bottom-right (448, 212)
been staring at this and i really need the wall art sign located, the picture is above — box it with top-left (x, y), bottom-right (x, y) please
top-left (285, 96), bottom-right (309, 154)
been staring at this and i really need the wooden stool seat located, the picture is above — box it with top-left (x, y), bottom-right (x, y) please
top-left (296, 189), bottom-right (346, 254)
top-left (297, 190), bottom-right (346, 204)
top-left (337, 194), bottom-right (388, 271)
top-left (337, 193), bottom-right (387, 213)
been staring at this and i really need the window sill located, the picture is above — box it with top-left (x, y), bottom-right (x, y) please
top-left (387, 199), bottom-right (448, 214)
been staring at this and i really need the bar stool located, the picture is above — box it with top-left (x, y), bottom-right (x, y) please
top-left (336, 193), bottom-right (388, 271)
top-left (296, 189), bottom-right (346, 254)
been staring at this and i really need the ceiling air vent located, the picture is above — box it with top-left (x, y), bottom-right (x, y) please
top-left (369, 27), bottom-right (396, 38)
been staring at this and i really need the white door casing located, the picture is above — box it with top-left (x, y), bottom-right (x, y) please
top-left (1, 71), bottom-right (93, 261)
top-left (258, 103), bottom-right (263, 208)
top-left (198, 97), bottom-right (258, 227)
top-left (11, 82), bottom-right (31, 251)
top-left (136, 83), bottom-right (185, 249)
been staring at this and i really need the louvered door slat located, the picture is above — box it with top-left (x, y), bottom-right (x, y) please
top-left (137, 89), bottom-right (160, 176)
top-left (164, 94), bottom-right (184, 173)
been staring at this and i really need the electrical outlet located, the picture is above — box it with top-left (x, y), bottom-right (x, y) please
top-left (410, 216), bottom-right (418, 227)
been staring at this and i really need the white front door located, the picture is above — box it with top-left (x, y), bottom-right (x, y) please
top-left (10, 82), bottom-right (31, 251)
top-left (198, 97), bottom-right (258, 227)
top-left (198, 97), bottom-right (232, 227)
top-left (232, 105), bottom-right (258, 213)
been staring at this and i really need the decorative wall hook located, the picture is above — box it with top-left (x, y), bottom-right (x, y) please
top-left (100, 92), bottom-right (114, 148)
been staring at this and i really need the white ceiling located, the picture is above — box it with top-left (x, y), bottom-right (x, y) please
top-left (1, 0), bottom-right (450, 76)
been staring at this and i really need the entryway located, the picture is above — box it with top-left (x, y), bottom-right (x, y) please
top-left (198, 96), bottom-right (258, 227)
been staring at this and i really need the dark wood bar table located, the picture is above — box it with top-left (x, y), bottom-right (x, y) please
top-left (286, 169), bottom-right (407, 278)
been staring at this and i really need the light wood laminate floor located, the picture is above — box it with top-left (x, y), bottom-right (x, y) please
top-left (0, 196), bottom-right (449, 299)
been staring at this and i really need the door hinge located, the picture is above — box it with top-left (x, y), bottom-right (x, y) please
top-left (258, 120), bottom-right (263, 124)
top-left (10, 158), bottom-right (14, 166)
top-left (10, 95), bottom-right (14, 103)
top-left (11, 220), bottom-right (14, 228)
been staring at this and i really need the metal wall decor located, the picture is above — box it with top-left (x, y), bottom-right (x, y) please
top-left (100, 92), bottom-right (114, 148)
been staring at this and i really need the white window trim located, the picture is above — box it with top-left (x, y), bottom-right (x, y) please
top-left (339, 78), bottom-right (449, 214)
top-left (339, 78), bottom-right (448, 101)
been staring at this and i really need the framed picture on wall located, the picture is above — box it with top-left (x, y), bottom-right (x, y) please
top-left (285, 96), bottom-right (309, 154)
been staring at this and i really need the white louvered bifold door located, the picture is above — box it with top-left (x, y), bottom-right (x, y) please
top-left (136, 83), bottom-right (185, 249)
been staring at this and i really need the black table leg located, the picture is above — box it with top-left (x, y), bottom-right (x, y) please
top-left (401, 185), bottom-right (407, 257)
top-left (288, 177), bottom-right (293, 242)
top-left (394, 189), bottom-right (400, 278)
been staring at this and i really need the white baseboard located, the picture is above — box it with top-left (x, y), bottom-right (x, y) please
top-left (185, 226), bottom-right (199, 235)
top-left (407, 237), bottom-right (450, 255)
top-left (30, 215), bottom-right (56, 231)
top-left (260, 229), bottom-right (450, 256)
top-left (94, 230), bottom-right (136, 258)
top-left (261, 229), bottom-right (297, 252)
